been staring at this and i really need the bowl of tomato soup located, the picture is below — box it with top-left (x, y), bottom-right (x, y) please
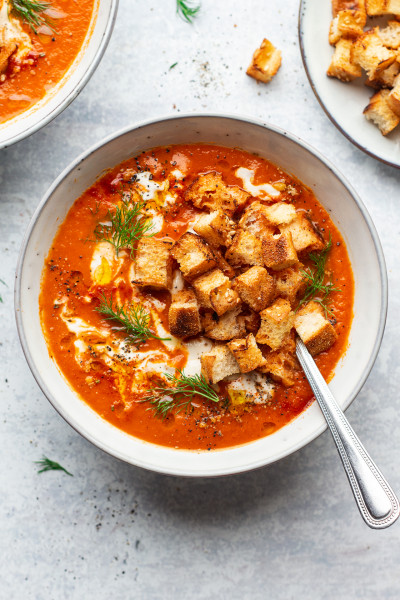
top-left (0, 0), bottom-right (118, 149)
top-left (15, 115), bottom-right (387, 476)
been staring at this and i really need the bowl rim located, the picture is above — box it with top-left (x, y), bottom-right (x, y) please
top-left (298, 0), bottom-right (400, 170)
top-left (0, 0), bottom-right (119, 151)
top-left (14, 113), bottom-right (388, 477)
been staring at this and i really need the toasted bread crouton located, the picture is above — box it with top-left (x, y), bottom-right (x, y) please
top-left (256, 298), bottom-right (295, 350)
top-left (246, 38), bottom-right (282, 83)
top-left (386, 0), bottom-right (400, 15)
top-left (132, 238), bottom-right (173, 290)
top-left (258, 333), bottom-right (297, 386)
top-left (225, 230), bottom-right (264, 267)
top-left (329, 11), bottom-right (364, 45)
top-left (388, 75), bottom-right (400, 114)
top-left (185, 172), bottom-right (249, 216)
top-left (366, 0), bottom-right (400, 15)
top-left (367, 61), bottom-right (400, 88)
top-left (332, 0), bottom-right (367, 26)
top-left (259, 202), bottom-right (297, 226)
top-left (281, 213), bottom-right (325, 256)
top-left (364, 88), bottom-right (400, 133)
top-left (168, 290), bottom-right (201, 338)
top-left (238, 202), bottom-right (275, 237)
top-left (352, 30), bottom-right (397, 77)
top-left (327, 39), bottom-right (363, 81)
top-left (192, 210), bottom-right (236, 247)
top-left (171, 232), bottom-right (216, 280)
top-left (295, 301), bottom-right (338, 356)
top-left (211, 246), bottom-right (236, 278)
top-left (378, 20), bottom-right (400, 49)
top-left (275, 264), bottom-right (308, 307)
top-left (192, 269), bottom-right (229, 310)
top-left (210, 281), bottom-right (241, 316)
top-left (243, 310), bottom-right (261, 334)
top-left (233, 266), bottom-right (276, 312)
top-left (228, 333), bottom-right (265, 373)
top-left (200, 345), bottom-right (240, 384)
top-left (262, 231), bottom-right (298, 271)
top-left (202, 306), bottom-right (246, 341)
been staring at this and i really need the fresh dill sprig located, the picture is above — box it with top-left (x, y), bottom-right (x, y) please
top-left (176, 0), bottom-right (200, 23)
top-left (94, 198), bottom-right (154, 257)
top-left (35, 456), bottom-right (73, 476)
top-left (299, 236), bottom-right (341, 315)
top-left (96, 293), bottom-right (171, 347)
top-left (143, 369), bottom-right (220, 419)
top-left (10, 0), bottom-right (53, 33)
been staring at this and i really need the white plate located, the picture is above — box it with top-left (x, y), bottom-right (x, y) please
top-left (0, 0), bottom-right (118, 150)
top-left (15, 114), bottom-right (387, 477)
top-left (299, 0), bottom-right (400, 168)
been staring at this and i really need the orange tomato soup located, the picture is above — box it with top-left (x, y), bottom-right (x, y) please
top-left (0, 0), bottom-right (96, 123)
top-left (40, 144), bottom-right (354, 451)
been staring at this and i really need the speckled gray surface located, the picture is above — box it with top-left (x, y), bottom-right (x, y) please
top-left (1, 1), bottom-right (400, 598)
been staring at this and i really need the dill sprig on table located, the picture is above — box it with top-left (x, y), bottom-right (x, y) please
top-left (35, 456), bottom-right (73, 476)
top-left (144, 370), bottom-right (220, 419)
top-left (176, 0), bottom-right (200, 23)
top-left (0, 278), bottom-right (6, 303)
top-left (96, 293), bottom-right (171, 347)
top-left (94, 199), bottom-right (154, 257)
top-left (10, 0), bottom-right (52, 33)
top-left (299, 236), bottom-right (341, 315)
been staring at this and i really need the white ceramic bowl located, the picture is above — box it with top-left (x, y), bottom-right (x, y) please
top-left (299, 0), bottom-right (400, 168)
top-left (0, 0), bottom-right (118, 150)
top-left (15, 114), bottom-right (387, 477)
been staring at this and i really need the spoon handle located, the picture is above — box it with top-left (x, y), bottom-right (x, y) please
top-left (296, 338), bottom-right (399, 529)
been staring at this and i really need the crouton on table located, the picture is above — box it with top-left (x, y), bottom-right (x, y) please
top-left (201, 345), bottom-right (240, 384)
top-left (364, 89), bottom-right (400, 134)
top-left (185, 172), bottom-right (249, 216)
top-left (193, 210), bottom-right (236, 247)
top-left (202, 306), bottom-right (246, 341)
top-left (228, 333), bottom-right (265, 373)
top-left (262, 231), bottom-right (298, 271)
top-left (281, 213), bottom-right (324, 256)
top-left (246, 38), bottom-right (282, 83)
top-left (327, 39), bottom-right (363, 81)
top-left (171, 232), bottom-right (216, 280)
top-left (168, 290), bottom-right (201, 338)
top-left (225, 230), bottom-right (264, 267)
top-left (256, 298), bottom-right (295, 350)
top-left (294, 301), bottom-right (338, 356)
top-left (352, 30), bottom-right (397, 78)
top-left (132, 238), bottom-right (173, 290)
top-left (233, 266), bottom-right (276, 312)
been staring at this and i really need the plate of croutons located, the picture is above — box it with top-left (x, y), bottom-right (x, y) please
top-left (299, 0), bottom-right (400, 168)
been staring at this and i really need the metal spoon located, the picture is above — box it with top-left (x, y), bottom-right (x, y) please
top-left (296, 337), bottom-right (399, 529)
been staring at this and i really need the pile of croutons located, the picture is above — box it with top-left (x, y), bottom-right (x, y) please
top-left (132, 172), bottom-right (338, 389)
top-left (327, 0), bottom-right (400, 135)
